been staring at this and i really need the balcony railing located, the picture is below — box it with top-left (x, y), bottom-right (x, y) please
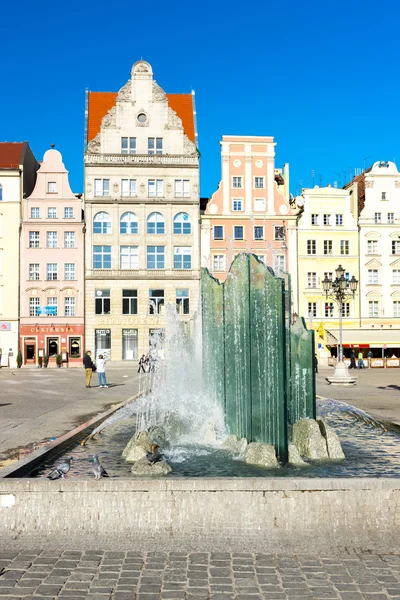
top-left (85, 154), bottom-right (199, 167)
top-left (86, 268), bottom-right (199, 280)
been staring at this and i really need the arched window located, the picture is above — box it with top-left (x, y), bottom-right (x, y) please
top-left (120, 212), bottom-right (139, 234)
top-left (147, 212), bottom-right (165, 235)
top-left (173, 212), bottom-right (191, 235)
top-left (93, 211), bottom-right (111, 234)
top-left (0, 184), bottom-right (3, 201)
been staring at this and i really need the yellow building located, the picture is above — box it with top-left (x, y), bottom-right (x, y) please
top-left (296, 186), bottom-right (360, 363)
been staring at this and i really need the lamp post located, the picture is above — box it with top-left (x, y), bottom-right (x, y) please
top-left (323, 265), bottom-right (359, 386)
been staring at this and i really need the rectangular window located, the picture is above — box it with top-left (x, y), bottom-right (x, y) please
top-left (274, 255), bottom-right (285, 273)
top-left (336, 214), bottom-right (343, 226)
top-left (375, 213), bottom-right (382, 223)
top-left (325, 302), bottom-right (334, 317)
top-left (47, 297), bottom-right (57, 316)
top-left (93, 245), bottom-right (112, 269)
top-left (65, 263), bottom-right (75, 280)
top-left (308, 302), bottom-right (317, 317)
top-left (382, 192), bottom-right (387, 200)
top-left (95, 329), bottom-right (111, 359)
top-left (323, 240), bottom-right (333, 255)
top-left (47, 182), bottom-right (57, 193)
top-left (254, 177), bottom-right (264, 189)
top-left (340, 240), bottom-right (349, 255)
top-left (213, 226), bottom-right (224, 240)
top-left (174, 247), bottom-right (192, 269)
top-left (64, 231), bottom-right (75, 248)
top-left (254, 198), bottom-right (266, 211)
top-left (69, 337), bottom-right (81, 358)
top-left (213, 255), bottom-right (225, 271)
top-left (307, 272), bottom-right (317, 288)
top-left (120, 246), bottom-right (139, 269)
top-left (274, 226), bottom-right (285, 241)
top-left (341, 303), bottom-right (350, 317)
top-left (232, 199), bottom-right (242, 211)
top-left (149, 289), bottom-right (164, 314)
top-left (30, 207), bottom-right (40, 219)
top-left (47, 231), bottom-right (58, 248)
top-left (29, 231), bottom-right (40, 248)
top-left (121, 179), bottom-right (137, 197)
top-left (121, 137), bottom-right (136, 154)
top-left (392, 241), bottom-right (400, 255)
top-left (311, 214), bottom-right (318, 225)
top-left (369, 301), bottom-right (379, 318)
top-left (254, 226), bottom-right (264, 240)
top-left (148, 138), bottom-right (163, 155)
top-left (122, 289), bottom-right (138, 315)
top-left (174, 180), bottom-right (190, 197)
top-left (368, 269), bottom-right (379, 284)
top-left (323, 214), bottom-right (331, 225)
top-left (48, 207), bottom-right (57, 219)
top-left (394, 302), bottom-right (400, 317)
top-left (388, 213), bottom-right (395, 224)
top-left (232, 177), bottom-right (242, 188)
top-left (95, 289), bottom-right (110, 315)
top-left (29, 297), bottom-right (40, 317)
top-left (64, 297), bottom-right (75, 317)
top-left (29, 263), bottom-right (40, 281)
top-left (147, 246), bottom-right (165, 269)
top-left (47, 263), bottom-right (58, 280)
top-left (234, 226), bottom-right (244, 240)
top-left (64, 207), bottom-right (73, 219)
top-left (176, 289), bottom-right (190, 315)
top-left (393, 270), bottom-right (400, 284)
top-left (307, 240), bottom-right (316, 255)
top-left (324, 271), bottom-right (334, 281)
top-left (94, 179), bottom-right (110, 197)
top-left (122, 329), bottom-right (138, 360)
top-left (368, 240), bottom-right (378, 254)
top-left (148, 179), bottom-right (164, 197)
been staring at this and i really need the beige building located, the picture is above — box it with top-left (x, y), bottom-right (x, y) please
top-left (84, 60), bottom-right (200, 363)
top-left (0, 143), bottom-right (38, 367)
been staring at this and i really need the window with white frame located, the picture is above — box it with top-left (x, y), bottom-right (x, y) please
top-left (232, 177), bottom-right (242, 188)
top-left (367, 240), bottom-right (378, 254)
top-left (174, 247), bottom-right (192, 269)
top-left (394, 301), bottom-right (400, 317)
top-left (336, 214), bottom-right (343, 226)
top-left (93, 246), bottom-right (112, 269)
top-left (213, 225), bottom-right (224, 240)
top-left (308, 302), bottom-right (317, 317)
top-left (174, 180), bottom-right (190, 197)
top-left (392, 241), bottom-right (400, 255)
top-left (148, 138), bottom-right (163, 155)
top-left (121, 137), bottom-right (136, 154)
top-left (29, 297), bottom-right (40, 317)
top-left (64, 231), bottom-right (75, 248)
top-left (93, 212), bottom-right (111, 234)
top-left (393, 270), bottom-right (400, 284)
top-left (147, 212), bottom-right (165, 234)
top-left (47, 182), bottom-right (57, 193)
top-left (120, 212), bottom-right (139, 234)
top-left (340, 240), bottom-right (349, 255)
top-left (94, 179), bottom-right (110, 197)
top-left (323, 240), bottom-right (333, 255)
top-left (274, 226), bottom-right (285, 241)
top-left (147, 246), bottom-right (165, 269)
top-left (307, 272), bottom-right (317, 288)
top-left (375, 213), bottom-right (382, 223)
top-left (122, 289), bottom-right (138, 315)
top-left (47, 263), bottom-right (58, 280)
top-left (47, 297), bottom-right (57, 316)
top-left (388, 213), bottom-right (395, 224)
top-left (254, 226), bottom-right (264, 240)
top-left (213, 255), bottom-right (225, 271)
top-left (307, 240), bottom-right (316, 255)
top-left (29, 231), bottom-right (40, 248)
top-left (64, 207), bottom-right (73, 219)
top-left (323, 214), bottom-right (331, 225)
top-left (234, 226), bottom-right (244, 240)
top-left (47, 231), bottom-right (58, 248)
top-left (176, 289), bottom-right (189, 314)
top-left (368, 269), bottom-right (379, 284)
top-left (254, 198), bottom-right (266, 211)
top-left (149, 290), bottom-right (164, 314)
top-left (274, 255), bottom-right (285, 273)
top-left (324, 271), bottom-right (334, 282)
top-left (65, 263), bottom-right (75, 280)
top-left (48, 207), bottom-right (57, 219)
top-left (254, 177), bottom-right (264, 189)
top-left (341, 303), bottom-right (350, 317)
top-left (369, 301), bottom-right (379, 317)
top-left (64, 297), bottom-right (75, 317)
top-left (29, 264), bottom-right (40, 281)
top-left (95, 289), bottom-right (111, 315)
top-left (30, 207), bottom-right (40, 219)
top-left (311, 214), bottom-right (318, 225)
top-left (325, 302), bottom-right (334, 317)
top-left (120, 246), bottom-right (139, 269)
top-left (173, 213), bottom-right (191, 235)
top-left (148, 179), bottom-right (164, 197)
top-left (121, 179), bottom-right (137, 197)
top-left (232, 199), bottom-right (242, 211)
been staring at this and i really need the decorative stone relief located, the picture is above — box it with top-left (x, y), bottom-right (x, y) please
top-left (113, 182), bottom-right (119, 193)
top-left (135, 62), bottom-right (150, 73)
top-left (117, 79), bottom-right (132, 102)
top-left (233, 159), bottom-right (241, 167)
top-left (140, 183), bottom-right (146, 193)
top-left (193, 184), bottom-right (198, 194)
top-left (152, 81), bottom-right (167, 102)
top-left (165, 107), bottom-right (183, 131)
top-left (87, 134), bottom-right (101, 154)
top-left (167, 183), bottom-right (172, 194)
top-left (255, 159), bottom-right (263, 168)
top-left (395, 181), bottom-right (400, 188)
top-left (245, 156), bottom-right (252, 163)
top-left (86, 182), bottom-right (92, 192)
top-left (183, 135), bottom-right (196, 155)
top-left (136, 109), bottom-right (150, 127)
top-left (102, 106), bottom-right (116, 128)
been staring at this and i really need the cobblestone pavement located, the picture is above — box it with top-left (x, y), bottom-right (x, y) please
top-left (1, 550), bottom-right (400, 599)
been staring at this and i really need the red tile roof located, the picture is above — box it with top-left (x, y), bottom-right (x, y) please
top-left (87, 91), bottom-right (195, 144)
top-left (0, 142), bottom-right (27, 168)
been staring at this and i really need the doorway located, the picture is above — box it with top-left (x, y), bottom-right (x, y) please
top-left (24, 338), bottom-right (36, 364)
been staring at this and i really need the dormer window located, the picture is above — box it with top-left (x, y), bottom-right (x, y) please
top-left (47, 182), bottom-right (57, 193)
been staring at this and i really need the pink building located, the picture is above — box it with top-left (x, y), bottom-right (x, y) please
top-left (20, 149), bottom-right (85, 366)
top-left (201, 136), bottom-right (298, 298)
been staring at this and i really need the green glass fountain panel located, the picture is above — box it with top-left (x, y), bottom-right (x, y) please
top-left (289, 318), bottom-right (316, 424)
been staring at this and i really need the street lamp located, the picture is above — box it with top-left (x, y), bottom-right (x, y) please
top-left (324, 265), bottom-right (359, 386)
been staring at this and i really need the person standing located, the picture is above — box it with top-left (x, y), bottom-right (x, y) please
top-left (358, 351), bottom-right (365, 369)
top-left (349, 350), bottom-right (357, 370)
top-left (138, 354), bottom-right (147, 374)
top-left (83, 351), bottom-right (94, 388)
top-left (313, 354), bottom-right (318, 374)
top-left (97, 354), bottom-right (108, 388)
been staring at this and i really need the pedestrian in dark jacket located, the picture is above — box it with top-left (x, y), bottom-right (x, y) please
top-left (349, 350), bottom-right (357, 369)
top-left (313, 354), bottom-right (318, 374)
top-left (138, 354), bottom-right (147, 374)
top-left (83, 351), bottom-right (94, 388)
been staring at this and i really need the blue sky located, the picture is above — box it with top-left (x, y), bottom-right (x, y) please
top-left (2, 0), bottom-right (399, 196)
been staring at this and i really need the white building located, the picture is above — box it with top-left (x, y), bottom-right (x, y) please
top-left (84, 60), bottom-right (200, 363)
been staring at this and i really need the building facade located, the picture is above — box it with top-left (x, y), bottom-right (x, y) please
top-left (20, 149), bottom-right (85, 366)
top-left (296, 186), bottom-right (360, 361)
top-left (0, 143), bottom-right (38, 368)
top-left (84, 60), bottom-right (200, 363)
top-left (201, 136), bottom-right (298, 304)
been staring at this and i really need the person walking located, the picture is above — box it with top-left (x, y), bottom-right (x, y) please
top-left (96, 354), bottom-right (108, 388)
top-left (313, 353), bottom-right (318, 374)
top-left (358, 351), bottom-right (365, 369)
top-left (83, 351), bottom-right (94, 388)
top-left (138, 354), bottom-right (147, 374)
top-left (349, 350), bottom-right (357, 370)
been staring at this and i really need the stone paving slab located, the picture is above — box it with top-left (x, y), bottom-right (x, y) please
top-left (0, 551), bottom-right (399, 599)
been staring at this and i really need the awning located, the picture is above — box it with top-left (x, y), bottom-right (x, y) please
top-left (326, 328), bottom-right (400, 348)
top-left (324, 329), bottom-right (338, 345)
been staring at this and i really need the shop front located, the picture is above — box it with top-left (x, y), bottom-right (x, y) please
top-left (326, 328), bottom-right (400, 368)
top-left (20, 324), bottom-right (85, 367)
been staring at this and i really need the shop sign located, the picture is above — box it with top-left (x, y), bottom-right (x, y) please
top-left (97, 316), bottom-right (161, 326)
top-left (387, 359), bottom-right (400, 368)
top-left (370, 359), bottom-right (384, 368)
top-left (0, 322), bottom-right (11, 331)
